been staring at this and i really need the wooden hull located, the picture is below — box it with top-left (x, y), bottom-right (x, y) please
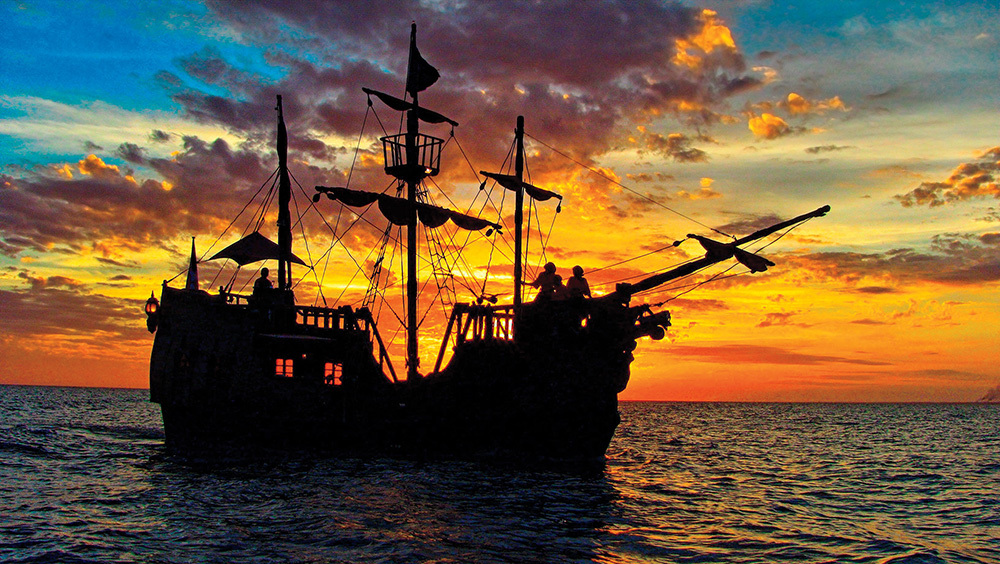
top-left (150, 287), bottom-right (636, 460)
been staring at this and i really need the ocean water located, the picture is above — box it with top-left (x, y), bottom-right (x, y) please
top-left (1, 386), bottom-right (997, 564)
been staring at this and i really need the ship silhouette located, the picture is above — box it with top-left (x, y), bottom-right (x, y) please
top-left (146, 25), bottom-right (829, 459)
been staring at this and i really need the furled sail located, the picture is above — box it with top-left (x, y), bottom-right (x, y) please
top-left (208, 231), bottom-right (306, 266)
top-left (314, 186), bottom-right (501, 232)
top-left (480, 171), bottom-right (562, 203)
top-left (362, 88), bottom-right (458, 127)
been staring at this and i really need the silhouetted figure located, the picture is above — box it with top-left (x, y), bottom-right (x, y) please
top-left (528, 262), bottom-right (559, 301)
top-left (552, 274), bottom-right (568, 300)
top-left (253, 267), bottom-right (273, 300)
top-left (566, 265), bottom-right (591, 299)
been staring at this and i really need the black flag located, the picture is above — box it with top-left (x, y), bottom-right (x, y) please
top-left (406, 23), bottom-right (439, 96)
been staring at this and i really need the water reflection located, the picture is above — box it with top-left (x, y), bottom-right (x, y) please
top-left (3, 389), bottom-right (999, 563)
top-left (140, 451), bottom-right (622, 562)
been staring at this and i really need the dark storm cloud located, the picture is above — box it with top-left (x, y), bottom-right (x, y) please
top-left (168, 1), bottom-right (760, 170)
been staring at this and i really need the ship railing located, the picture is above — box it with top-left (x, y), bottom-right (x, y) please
top-left (434, 303), bottom-right (515, 373)
top-left (295, 305), bottom-right (369, 331)
top-left (381, 133), bottom-right (443, 180)
top-left (293, 305), bottom-right (397, 382)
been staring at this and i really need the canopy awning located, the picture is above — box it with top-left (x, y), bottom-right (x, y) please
top-left (207, 231), bottom-right (306, 266)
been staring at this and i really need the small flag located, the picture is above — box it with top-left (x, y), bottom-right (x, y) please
top-left (185, 237), bottom-right (199, 290)
top-left (406, 23), bottom-right (439, 96)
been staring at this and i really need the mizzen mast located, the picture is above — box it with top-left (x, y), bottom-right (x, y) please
top-left (512, 116), bottom-right (526, 308)
top-left (276, 95), bottom-right (293, 292)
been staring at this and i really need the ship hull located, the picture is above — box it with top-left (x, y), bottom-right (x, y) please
top-left (150, 288), bottom-right (633, 460)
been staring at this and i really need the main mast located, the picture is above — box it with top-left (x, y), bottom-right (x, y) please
top-left (405, 25), bottom-right (420, 380)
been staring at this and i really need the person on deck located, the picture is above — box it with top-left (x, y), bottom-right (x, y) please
top-left (552, 274), bottom-right (567, 300)
top-left (566, 265), bottom-right (591, 299)
top-left (253, 267), bottom-right (273, 299)
top-left (528, 262), bottom-right (559, 301)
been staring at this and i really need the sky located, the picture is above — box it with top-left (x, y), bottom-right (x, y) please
top-left (1, 0), bottom-right (998, 401)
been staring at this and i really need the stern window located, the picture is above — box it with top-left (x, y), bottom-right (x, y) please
top-left (324, 362), bottom-right (343, 386)
top-left (275, 358), bottom-right (294, 378)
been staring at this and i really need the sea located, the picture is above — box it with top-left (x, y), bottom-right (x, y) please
top-left (0, 386), bottom-right (997, 564)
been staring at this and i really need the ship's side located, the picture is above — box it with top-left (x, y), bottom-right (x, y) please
top-left (149, 286), bottom-right (393, 451)
top-left (149, 286), bottom-right (645, 459)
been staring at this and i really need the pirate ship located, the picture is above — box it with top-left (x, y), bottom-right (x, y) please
top-left (146, 25), bottom-right (829, 459)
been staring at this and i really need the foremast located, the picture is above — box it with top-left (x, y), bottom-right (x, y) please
top-left (479, 119), bottom-right (563, 308)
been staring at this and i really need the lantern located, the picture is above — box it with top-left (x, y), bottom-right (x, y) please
top-left (145, 292), bottom-right (160, 333)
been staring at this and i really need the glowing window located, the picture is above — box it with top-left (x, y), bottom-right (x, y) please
top-left (323, 362), bottom-right (343, 386)
top-left (275, 358), bottom-right (294, 378)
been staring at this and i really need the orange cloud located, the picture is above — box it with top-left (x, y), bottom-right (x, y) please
top-left (676, 177), bottom-right (722, 200)
top-left (896, 147), bottom-right (1000, 207)
top-left (673, 9), bottom-right (738, 70)
top-left (748, 113), bottom-right (790, 139)
top-left (77, 154), bottom-right (121, 179)
top-left (783, 92), bottom-right (848, 115)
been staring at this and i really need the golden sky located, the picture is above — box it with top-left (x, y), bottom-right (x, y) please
top-left (1, 1), bottom-right (998, 400)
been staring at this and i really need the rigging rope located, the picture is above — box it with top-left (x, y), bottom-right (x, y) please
top-left (524, 132), bottom-right (732, 240)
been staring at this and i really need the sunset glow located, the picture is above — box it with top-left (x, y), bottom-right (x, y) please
top-left (1, 1), bottom-right (997, 401)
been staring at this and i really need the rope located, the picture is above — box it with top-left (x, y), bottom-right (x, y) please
top-left (588, 243), bottom-right (679, 274)
top-left (525, 132), bottom-right (732, 240)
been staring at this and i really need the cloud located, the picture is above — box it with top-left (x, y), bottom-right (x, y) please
top-left (160, 1), bottom-right (765, 167)
top-left (748, 112), bottom-right (791, 139)
top-left (149, 129), bottom-right (172, 143)
top-left (851, 286), bottom-right (898, 294)
top-left (715, 212), bottom-right (784, 236)
top-left (0, 132), bottom-right (352, 258)
top-left (756, 311), bottom-right (811, 328)
top-left (781, 92), bottom-right (848, 115)
top-left (635, 129), bottom-right (709, 163)
top-left (675, 177), bottom-right (721, 200)
top-left (670, 343), bottom-right (890, 366)
top-left (805, 144), bottom-right (854, 154)
top-left (896, 147), bottom-right (1000, 207)
top-left (784, 231), bottom-right (1000, 286)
